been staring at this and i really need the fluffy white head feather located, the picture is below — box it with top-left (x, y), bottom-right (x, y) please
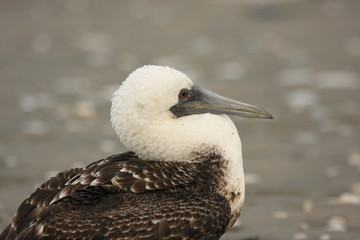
top-left (110, 65), bottom-right (242, 164)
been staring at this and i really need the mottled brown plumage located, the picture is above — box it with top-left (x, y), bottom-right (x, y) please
top-left (0, 151), bottom-right (231, 240)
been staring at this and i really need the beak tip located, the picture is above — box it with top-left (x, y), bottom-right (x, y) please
top-left (258, 108), bottom-right (274, 120)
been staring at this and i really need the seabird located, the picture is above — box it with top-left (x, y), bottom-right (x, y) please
top-left (0, 65), bottom-right (273, 240)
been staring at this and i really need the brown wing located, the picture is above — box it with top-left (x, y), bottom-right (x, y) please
top-left (16, 189), bottom-right (230, 240)
top-left (1, 151), bottom-right (230, 240)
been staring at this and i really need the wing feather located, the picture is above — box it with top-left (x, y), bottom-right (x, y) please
top-left (26, 192), bottom-right (230, 239)
top-left (0, 150), bottom-right (229, 240)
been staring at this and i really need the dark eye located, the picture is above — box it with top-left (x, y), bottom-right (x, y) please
top-left (178, 89), bottom-right (190, 99)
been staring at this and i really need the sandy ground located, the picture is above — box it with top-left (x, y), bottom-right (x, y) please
top-left (0, 0), bottom-right (359, 239)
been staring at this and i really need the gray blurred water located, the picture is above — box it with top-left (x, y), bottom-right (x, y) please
top-left (0, 0), bottom-right (359, 239)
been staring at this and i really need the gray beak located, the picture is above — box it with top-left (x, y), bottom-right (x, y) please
top-left (170, 85), bottom-right (273, 119)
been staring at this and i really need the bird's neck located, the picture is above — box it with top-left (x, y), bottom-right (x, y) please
top-left (122, 114), bottom-right (241, 162)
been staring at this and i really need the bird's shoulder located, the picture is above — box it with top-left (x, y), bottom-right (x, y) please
top-left (26, 150), bottom-right (218, 204)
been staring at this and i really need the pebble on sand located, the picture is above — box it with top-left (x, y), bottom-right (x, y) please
top-left (302, 200), bottom-right (314, 213)
top-left (285, 90), bottom-right (317, 114)
top-left (325, 216), bottom-right (347, 232)
top-left (19, 93), bottom-right (55, 112)
top-left (272, 211), bottom-right (289, 219)
top-left (293, 232), bottom-right (307, 240)
top-left (74, 101), bottom-right (96, 118)
top-left (329, 192), bottom-right (360, 205)
top-left (320, 234), bottom-right (331, 240)
top-left (348, 152), bottom-right (360, 167)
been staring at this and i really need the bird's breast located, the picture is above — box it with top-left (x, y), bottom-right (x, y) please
top-left (221, 186), bottom-right (244, 228)
top-left (217, 142), bottom-right (245, 228)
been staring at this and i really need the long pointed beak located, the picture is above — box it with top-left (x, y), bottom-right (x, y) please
top-left (170, 85), bottom-right (273, 119)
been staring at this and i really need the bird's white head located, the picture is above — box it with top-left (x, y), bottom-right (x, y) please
top-left (111, 65), bottom-right (193, 123)
top-left (111, 65), bottom-right (272, 162)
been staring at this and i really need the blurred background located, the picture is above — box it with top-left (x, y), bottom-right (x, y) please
top-left (0, 0), bottom-right (359, 239)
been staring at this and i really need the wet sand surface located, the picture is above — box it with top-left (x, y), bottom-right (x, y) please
top-left (0, 1), bottom-right (359, 239)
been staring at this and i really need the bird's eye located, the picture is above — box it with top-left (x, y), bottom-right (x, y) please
top-left (178, 89), bottom-right (190, 99)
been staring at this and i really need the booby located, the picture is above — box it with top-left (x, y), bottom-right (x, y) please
top-left (0, 65), bottom-right (272, 240)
